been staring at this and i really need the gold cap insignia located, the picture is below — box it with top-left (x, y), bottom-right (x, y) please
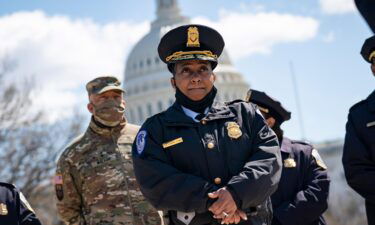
top-left (0, 203), bottom-right (8, 215)
top-left (284, 158), bottom-right (296, 168)
top-left (187, 26), bottom-right (200, 48)
top-left (227, 122), bottom-right (242, 139)
top-left (369, 51), bottom-right (375, 62)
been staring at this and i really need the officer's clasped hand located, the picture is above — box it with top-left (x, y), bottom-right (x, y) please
top-left (208, 187), bottom-right (248, 224)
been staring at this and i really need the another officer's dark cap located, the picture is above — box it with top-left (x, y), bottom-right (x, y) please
top-left (86, 76), bottom-right (124, 95)
top-left (246, 89), bottom-right (291, 124)
top-left (158, 24), bottom-right (225, 72)
top-left (361, 35), bottom-right (375, 63)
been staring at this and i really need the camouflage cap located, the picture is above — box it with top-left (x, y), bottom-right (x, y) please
top-left (86, 76), bottom-right (124, 95)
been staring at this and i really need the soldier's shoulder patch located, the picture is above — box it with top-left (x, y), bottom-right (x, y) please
top-left (54, 174), bottom-right (63, 185)
top-left (311, 149), bottom-right (327, 170)
top-left (55, 183), bottom-right (64, 201)
top-left (136, 130), bottom-right (147, 155)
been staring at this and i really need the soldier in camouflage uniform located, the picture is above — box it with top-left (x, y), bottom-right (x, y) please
top-left (55, 76), bottom-right (162, 225)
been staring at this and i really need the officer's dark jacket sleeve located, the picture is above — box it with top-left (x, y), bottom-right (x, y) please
top-left (355, 0), bottom-right (375, 33)
top-left (273, 143), bottom-right (330, 225)
top-left (342, 103), bottom-right (375, 203)
top-left (132, 116), bottom-right (218, 213)
top-left (0, 183), bottom-right (42, 225)
top-left (226, 103), bottom-right (282, 209)
top-left (17, 191), bottom-right (43, 225)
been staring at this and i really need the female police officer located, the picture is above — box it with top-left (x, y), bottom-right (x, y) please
top-left (132, 24), bottom-right (282, 225)
top-left (246, 89), bottom-right (330, 225)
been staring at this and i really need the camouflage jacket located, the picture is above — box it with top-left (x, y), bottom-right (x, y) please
top-left (55, 118), bottom-right (162, 225)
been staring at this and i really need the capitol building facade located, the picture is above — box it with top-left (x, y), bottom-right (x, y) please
top-left (124, 0), bottom-right (249, 125)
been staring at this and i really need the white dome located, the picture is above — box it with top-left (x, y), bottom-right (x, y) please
top-left (124, 0), bottom-right (249, 125)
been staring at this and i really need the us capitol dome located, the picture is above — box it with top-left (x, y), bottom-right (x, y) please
top-left (124, 0), bottom-right (249, 125)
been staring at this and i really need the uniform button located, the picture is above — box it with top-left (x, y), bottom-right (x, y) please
top-left (207, 142), bottom-right (215, 149)
top-left (201, 120), bottom-right (207, 125)
top-left (214, 177), bottom-right (222, 185)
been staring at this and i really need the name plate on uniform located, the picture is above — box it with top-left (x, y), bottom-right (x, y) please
top-left (163, 137), bottom-right (183, 149)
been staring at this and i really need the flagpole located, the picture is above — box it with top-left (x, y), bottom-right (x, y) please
top-left (289, 61), bottom-right (306, 140)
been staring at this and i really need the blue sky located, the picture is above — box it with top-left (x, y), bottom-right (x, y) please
top-left (0, 0), bottom-right (373, 142)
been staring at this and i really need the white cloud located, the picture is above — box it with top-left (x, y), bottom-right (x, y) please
top-left (319, 0), bottom-right (356, 14)
top-left (0, 9), bottom-right (319, 122)
top-left (0, 11), bottom-right (149, 122)
top-left (192, 10), bottom-right (319, 60)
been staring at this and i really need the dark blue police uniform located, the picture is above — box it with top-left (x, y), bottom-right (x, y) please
top-left (343, 36), bottom-right (375, 225)
top-left (355, 0), bottom-right (375, 33)
top-left (246, 89), bottom-right (330, 225)
top-left (343, 90), bottom-right (375, 225)
top-left (132, 101), bottom-right (281, 225)
top-left (271, 138), bottom-right (329, 225)
top-left (0, 182), bottom-right (42, 225)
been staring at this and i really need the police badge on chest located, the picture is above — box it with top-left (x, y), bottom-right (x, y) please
top-left (226, 122), bottom-right (242, 139)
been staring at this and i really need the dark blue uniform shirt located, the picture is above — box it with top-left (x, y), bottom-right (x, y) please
top-left (0, 182), bottom-right (42, 225)
top-left (132, 101), bottom-right (282, 225)
top-left (271, 138), bottom-right (330, 225)
top-left (343, 90), bottom-right (375, 225)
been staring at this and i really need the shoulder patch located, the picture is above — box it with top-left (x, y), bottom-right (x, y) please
top-left (136, 130), bottom-right (147, 155)
top-left (312, 149), bottom-right (327, 170)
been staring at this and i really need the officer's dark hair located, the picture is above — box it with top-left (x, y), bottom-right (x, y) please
top-left (262, 112), bottom-right (284, 143)
top-left (169, 63), bottom-right (176, 76)
top-left (272, 122), bottom-right (284, 144)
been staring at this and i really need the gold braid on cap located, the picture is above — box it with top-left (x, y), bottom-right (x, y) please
top-left (166, 50), bottom-right (218, 62)
top-left (369, 51), bottom-right (375, 62)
